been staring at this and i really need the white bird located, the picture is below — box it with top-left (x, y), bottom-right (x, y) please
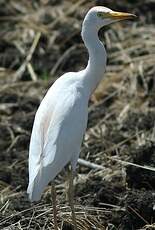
top-left (27, 6), bottom-right (136, 229)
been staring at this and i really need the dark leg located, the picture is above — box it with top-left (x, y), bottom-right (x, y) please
top-left (51, 182), bottom-right (58, 230)
top-left (67, 166), bottom-right (77, 230)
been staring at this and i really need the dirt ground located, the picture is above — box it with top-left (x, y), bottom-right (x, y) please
top-left (0, 0), bottom-right (155, 229)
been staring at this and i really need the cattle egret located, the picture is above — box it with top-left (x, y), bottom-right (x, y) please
top-left (27, 6), bottom-right (136, 229)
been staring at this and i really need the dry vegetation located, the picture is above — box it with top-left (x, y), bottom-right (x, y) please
top-left (0, 0), bottom-right (155, 229)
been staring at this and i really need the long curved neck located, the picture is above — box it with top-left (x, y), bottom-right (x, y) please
top-left (81, 22), bottom-right (107, 95)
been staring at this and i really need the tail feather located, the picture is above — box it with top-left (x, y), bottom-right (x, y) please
top-left (27, 160), bottom-right (67, 201)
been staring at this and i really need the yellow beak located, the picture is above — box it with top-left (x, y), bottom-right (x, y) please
top-left (109, 11), bottom-right (137, 20)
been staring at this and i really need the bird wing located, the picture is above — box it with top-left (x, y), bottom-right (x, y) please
top-left (43, 87), bottom-right (88, 168)
top-left (27, 77), bottom-right (88, 201)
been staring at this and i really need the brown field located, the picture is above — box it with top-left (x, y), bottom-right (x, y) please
top-left (0, 0), bottom-right (155, 229)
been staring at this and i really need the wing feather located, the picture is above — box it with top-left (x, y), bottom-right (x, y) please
top-left (27, 78), bottom-right (88, 201)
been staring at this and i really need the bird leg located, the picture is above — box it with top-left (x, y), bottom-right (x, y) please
top-left (51, 182), bottom-right (58, 230)
top-left (67, 167), bottom-right (77, 230)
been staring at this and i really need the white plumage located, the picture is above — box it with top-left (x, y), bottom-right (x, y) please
top-left (27, 6), bottom-right (136, 202)
top-left (27, 73), bottom-right (88, 201)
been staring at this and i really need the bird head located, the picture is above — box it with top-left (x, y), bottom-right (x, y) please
top-left (84, 6), bottom-right (136, 29)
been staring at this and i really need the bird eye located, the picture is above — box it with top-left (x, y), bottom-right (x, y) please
top-left (97, 12), bottom-right (104, 18)
top-left (97, 12), bottom-right (109, 19)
